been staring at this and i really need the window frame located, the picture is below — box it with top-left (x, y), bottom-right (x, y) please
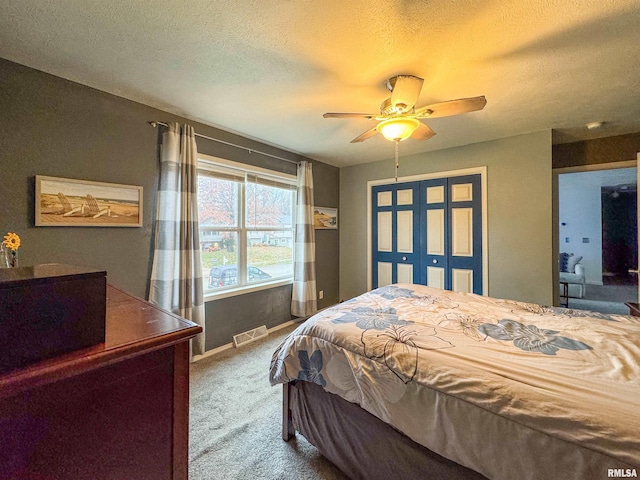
top-left (198, 154), bottom-right (297, 301)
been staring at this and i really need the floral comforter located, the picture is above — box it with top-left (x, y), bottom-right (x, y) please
top-left (269, 284), bottom-right (640, 479)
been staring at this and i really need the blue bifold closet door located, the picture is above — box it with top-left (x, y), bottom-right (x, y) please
top-left (372, 174), bottom-right (483, 295)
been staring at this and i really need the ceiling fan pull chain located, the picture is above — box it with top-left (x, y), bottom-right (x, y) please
top-left (395, 140), bottom-right (399, 182)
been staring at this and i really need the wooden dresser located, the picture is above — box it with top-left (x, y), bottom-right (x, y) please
top-left (0, 285), bottom-right (202, 480)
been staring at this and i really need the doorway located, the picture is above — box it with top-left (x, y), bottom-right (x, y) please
top-left (557, 165), bottom-right (638, 313)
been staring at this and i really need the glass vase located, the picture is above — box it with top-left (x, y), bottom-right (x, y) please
top-left (8, 249), bottom-right (18, 268)
top-left (0, 245), bottom-right (17, 268)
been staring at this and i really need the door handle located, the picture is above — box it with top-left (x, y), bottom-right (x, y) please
top-left (629, 268), bottom-right (639, 274)
top-left (402, 256), bottom-right (407, 261)
top-left (432, 259), bottom-right (438, 264)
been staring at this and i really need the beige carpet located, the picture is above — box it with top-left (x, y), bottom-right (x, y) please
top-left (188, 323), bottom-right (348, 480)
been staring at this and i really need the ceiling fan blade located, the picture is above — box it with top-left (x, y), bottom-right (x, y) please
top-left (412, 122), bottom-right (437, 141)
top-left (415, 96), bottom-right (487, 118)
top-left (350, 127), bottom-right (380, 143)
top-left (389, 75), bottom-right (424, 111)
top-left (323, 112), bottom-right (379, 119)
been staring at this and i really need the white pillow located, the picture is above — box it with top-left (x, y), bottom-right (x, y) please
top-left (567, 255), bottom-right (582, 273)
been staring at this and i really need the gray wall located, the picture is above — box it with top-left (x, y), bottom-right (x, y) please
top-left (340, 131), bottom-right (553, 306)
top-left (311, 161), bottom-right (340, 308)
top-left (0, 57), bottom-right (339, 351)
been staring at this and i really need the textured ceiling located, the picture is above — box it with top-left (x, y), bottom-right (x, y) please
top-left (1, 0), bottom-right (639, 167)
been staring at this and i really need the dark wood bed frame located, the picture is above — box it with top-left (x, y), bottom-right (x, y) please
top-left (282, 380), bottom-right (486, 480)
top-left (282, 380), bottom-right (295, 441)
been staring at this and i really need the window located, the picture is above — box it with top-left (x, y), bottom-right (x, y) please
top-left (197, 156), bottom-right (296, 296)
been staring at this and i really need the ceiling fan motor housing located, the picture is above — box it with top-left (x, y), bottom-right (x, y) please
top-left (380, 97), bottom-right (411, 115)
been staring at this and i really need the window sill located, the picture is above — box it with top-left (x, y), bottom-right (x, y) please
top-left (203, 278), bottom-right (293, 302)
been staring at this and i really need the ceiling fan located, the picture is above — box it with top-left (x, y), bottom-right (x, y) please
top-left (324, 75), bottom-right (487, 143)
top-left (323, 75), bottom-right (486, 179)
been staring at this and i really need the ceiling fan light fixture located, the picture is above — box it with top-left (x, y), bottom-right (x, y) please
top-left (376, 118), bottom-right (420, 141)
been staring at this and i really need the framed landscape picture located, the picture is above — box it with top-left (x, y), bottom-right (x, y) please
top-left (314, 207), bottom-right (338, 229)
top-left (35, 175), bottom-right (143, 227)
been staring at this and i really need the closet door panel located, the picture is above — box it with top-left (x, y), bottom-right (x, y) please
top-left (452, 268), bottom-right (474, 293)
top-left (377, 212), bottom-right (393, 252)
top-left (378, 262), bottom-right (393, 287)
top-left (427, 266), bottom-right (445, 289)
top-left (426, 209), bottom-right (445, 255)
top-left (451, 208), bottom-right (473, 257)
top-left (397, 263), bottom-right (414, 284)
top-left (397, 211), bottom-right (414, 253)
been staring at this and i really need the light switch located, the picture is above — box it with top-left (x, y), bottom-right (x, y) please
top-left (582, 237), bottom-right (590, 243)
top-left (565, 237), bottom-right (570, 243)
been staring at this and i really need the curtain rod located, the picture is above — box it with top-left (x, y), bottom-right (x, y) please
top-left (149, 121), bottom-right (300, 165)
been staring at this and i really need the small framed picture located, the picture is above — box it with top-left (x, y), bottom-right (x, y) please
top-left (35, 175), bottom-right (143, 227)
top-left (314, 207), bottom-right (338, 229)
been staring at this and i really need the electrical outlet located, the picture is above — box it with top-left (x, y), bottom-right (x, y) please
top-left (319, 290), bottom-right (324, 300)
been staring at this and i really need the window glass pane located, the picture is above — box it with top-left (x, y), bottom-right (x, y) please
top-left (246, 183), bottom-right (294, 229)
top-left (198, 175), bottom-right (239, 227)
top-left (201, 232), bottom-right (238, 289)
top-left (247, 233), bottom-right (293, 281)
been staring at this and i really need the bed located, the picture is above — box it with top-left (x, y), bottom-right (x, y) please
top-left (269, 284), bottom-right (640, 480)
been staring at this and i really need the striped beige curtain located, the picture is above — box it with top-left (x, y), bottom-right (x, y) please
top-left (291, 161), bottom-right (318, 317)
top-left (149, 122), bottom-right (205, 355)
